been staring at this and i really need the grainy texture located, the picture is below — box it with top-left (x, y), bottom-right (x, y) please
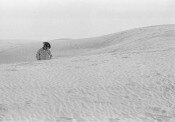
top-left (0, 25), bottom-right (175, 122)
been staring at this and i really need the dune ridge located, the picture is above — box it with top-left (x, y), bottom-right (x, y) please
top-left (0, 24), bottom-right (175, 64)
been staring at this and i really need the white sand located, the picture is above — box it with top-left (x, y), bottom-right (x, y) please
top-left (0, 24), bottom-right (175, 122)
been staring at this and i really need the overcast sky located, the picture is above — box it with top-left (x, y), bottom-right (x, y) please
top-left (0, 0), bottom-right (174, 41)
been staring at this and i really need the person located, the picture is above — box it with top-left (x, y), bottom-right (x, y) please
top-left (36, 42), bottom-right (52, 60)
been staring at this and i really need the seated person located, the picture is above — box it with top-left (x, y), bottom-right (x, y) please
top-left (36, 42), bottom-right (52, 60)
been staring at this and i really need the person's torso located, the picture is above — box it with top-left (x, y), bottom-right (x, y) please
top-left (38, 48), bottom-right (51, 60)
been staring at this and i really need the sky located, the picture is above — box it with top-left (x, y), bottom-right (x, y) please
top-left (0, 0), bottom-right (174, 41)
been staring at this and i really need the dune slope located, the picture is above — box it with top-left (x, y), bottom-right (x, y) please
top-left (0, 24), bottom-right (175, 122)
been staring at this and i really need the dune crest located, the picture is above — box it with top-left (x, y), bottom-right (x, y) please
top-left (0, 24), bottom-right (175, 64)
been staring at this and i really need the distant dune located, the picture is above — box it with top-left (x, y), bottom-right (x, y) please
top-left (0, 24), bottom-right (175, 64)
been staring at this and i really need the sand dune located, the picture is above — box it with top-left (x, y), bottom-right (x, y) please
top-left (1, 24), bottom-right (175, 64)
top-left (0, 24), bottom-right (175, 122)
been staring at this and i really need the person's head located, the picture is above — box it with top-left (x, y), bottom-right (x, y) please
top-left (43, 42), bottom-right (51, 50)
